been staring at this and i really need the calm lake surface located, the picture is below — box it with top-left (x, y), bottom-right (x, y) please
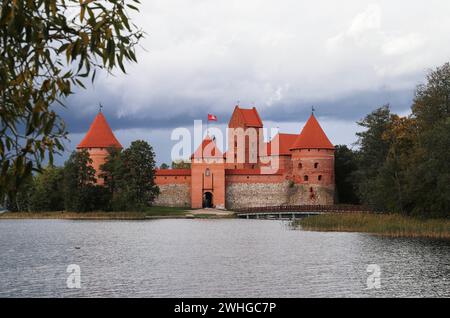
top-left (0, 219), bottom-right (448, 297)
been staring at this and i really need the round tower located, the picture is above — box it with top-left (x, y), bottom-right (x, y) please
top-left (77, 111), bottom-right (122, 185)
top-left (289, 113), bottom-right (335, 204)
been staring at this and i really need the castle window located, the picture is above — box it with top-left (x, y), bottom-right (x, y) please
top-left (318, 175), bottom-right (322, 181)
top-left (314, 162), bottom-right (319, 169)
top-left (304, 175), bottom-right (309, 182)
top-left (310, 187), bottom-right (313, 192)
top-left (205, 168), bottom-right (211, 176)
top-left (251, 165), bottom-right (255, 169)
top-left (298, 163), bottom-right (302, 169)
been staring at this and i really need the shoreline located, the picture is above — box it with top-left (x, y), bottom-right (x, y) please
top-left (0, 209), bottom-right (236, 220)
top-left (295, 213), bottom-right (450, 239)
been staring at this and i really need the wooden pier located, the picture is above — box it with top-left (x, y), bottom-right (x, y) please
top-left (234, 205), bottom-right (371, 220)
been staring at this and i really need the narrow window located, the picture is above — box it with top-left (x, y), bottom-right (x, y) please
top-left (314, 162), bottom-right (319, 169)
top-left (318, 175), bottom-right (322, 181)
top-left (304, 175), bottom-right (309, 182)
top-left (205, 168), bottom-right (211, 176)
top-left (298, 163), bottom-right (302, 169)
top-left (310, 187), bottom-right (313, 192)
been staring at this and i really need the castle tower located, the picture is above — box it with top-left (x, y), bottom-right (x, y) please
top-left (191, 136), bottom-right (225, 209)
top-left (227, 106), bottom-right (264, 169)
top-left (290, 113), bottom-right (335, 204)
top-left (77, 111), bottom-right (122, 185)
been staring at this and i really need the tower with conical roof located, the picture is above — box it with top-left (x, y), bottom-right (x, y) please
top-left (77, 111), bottom-right (122, 185)
top-left (289, 113), bottom-right (335, 204)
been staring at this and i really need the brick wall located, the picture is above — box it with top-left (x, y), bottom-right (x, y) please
top-left (225, 180), bottom-right (334, 209)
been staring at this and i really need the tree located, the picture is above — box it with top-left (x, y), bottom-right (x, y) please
top-left (171, 160), bottom-right (191, 169)
top-left (63, 149), bottom-right (99, 212)
top-left (334, 145), bottom-right (359, 204)
top-left (160, 163), bottom-right (169, 169)
top-left (30, 165), bottom-right (64, 211)
top-left (408, 63), bottom-right (450, 217)
top-left (354, 105), bottom-right (393, 209)
top-left (119, 140), bottom-right (159, 210)
top-left (0, 0), bottom-right (144, 198)
top-left (100, 140), bottom-right (159, 211)
top-left (412, 63), bottom-right (450, 130)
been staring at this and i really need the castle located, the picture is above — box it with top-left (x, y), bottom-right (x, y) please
top-left (77, 106), bottom-right (335, 209)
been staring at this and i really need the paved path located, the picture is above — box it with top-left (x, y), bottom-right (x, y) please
top-left (188, 208), bottom-right (234, 216)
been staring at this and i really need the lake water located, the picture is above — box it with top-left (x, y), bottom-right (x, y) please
top-left (0, 219), bottom-right (448, 297)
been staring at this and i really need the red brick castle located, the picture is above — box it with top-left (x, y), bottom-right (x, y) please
top-left (78, 106), bottom-right (335, 209)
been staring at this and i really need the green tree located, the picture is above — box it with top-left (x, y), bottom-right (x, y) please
top-left (101, 140), bottom-right (159, 211)
top-left (412, 62), bottom-right (450, 130)
top-left (0, 0), bottom-right (143, 198)
top-left (63, 149), bottom-right (99, 212)
top-left (334, 145), bottom-right (359, 204)
top-left (171, 160), bottom-right (191, 169)
top-left (354, 105), bottom-right (393, 209)
top-left (408, 63), bottom-right (450, 217)
top-left (160, 163), bottom-right (169, 169)
top-left (30, 165), bottom-right (64, 211)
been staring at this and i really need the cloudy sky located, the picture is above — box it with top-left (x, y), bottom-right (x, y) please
top-left (59, 0), bottom-right (450, 165)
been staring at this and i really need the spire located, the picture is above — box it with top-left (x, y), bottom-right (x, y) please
top-left (290, 114), bottom-right (334, 150)
top-left (77, 112), bottom-right (122, 149)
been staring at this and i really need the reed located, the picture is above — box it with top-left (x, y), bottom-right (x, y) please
top-left (295, 213), bottom-right (450, 239)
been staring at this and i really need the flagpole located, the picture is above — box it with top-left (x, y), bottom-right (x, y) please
top-left (206, 114), bottom-right (209, 137)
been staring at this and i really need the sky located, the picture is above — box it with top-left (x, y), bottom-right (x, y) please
top-left (58, 0), bottom-right (450, 165)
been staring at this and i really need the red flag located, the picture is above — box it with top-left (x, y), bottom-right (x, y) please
top-left (208, 114), bottom-right (218, 121)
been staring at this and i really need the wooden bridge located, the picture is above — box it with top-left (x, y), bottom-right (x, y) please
top-left (234, 205), bottom-right (371, 220)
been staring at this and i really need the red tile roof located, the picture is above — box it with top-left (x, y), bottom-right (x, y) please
top-left (265, 133), bottom-right (298, 155)
top-left (236, 106), bottom-right (263, 127)
top-left (290, 114), bottom-right (334, 150)
top-left (191, 136), bottom-right (223, 159)
top-left (77, 112), bottom-right (122, 149)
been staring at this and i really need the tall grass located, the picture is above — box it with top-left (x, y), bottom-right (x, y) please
top-left (296, 213), bottom-right (450, 239)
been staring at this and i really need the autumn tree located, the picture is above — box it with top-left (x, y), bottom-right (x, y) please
top-left (0, 0), bottom-right (143, 198)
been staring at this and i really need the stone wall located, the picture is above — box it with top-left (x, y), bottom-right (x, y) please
top-left (153, 184), bottom-right (191, 207)
top-left (225, 180), bottom-right (334, 209)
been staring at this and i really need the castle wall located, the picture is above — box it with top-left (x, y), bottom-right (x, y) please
top-left (225, 177), bottom-right (334, 209)
top-left (154, 170), bottom-right (191, 207)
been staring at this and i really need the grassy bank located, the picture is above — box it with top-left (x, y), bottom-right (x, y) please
top-left (0, 206), bottom-right (236, 220)
top-left (295, 213), bottom-right (450, 239)
top-left (0, 206), bottom-right (190, 220)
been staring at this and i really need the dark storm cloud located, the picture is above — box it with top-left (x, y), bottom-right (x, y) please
top-left (61, 87), bottom-right (414, 134)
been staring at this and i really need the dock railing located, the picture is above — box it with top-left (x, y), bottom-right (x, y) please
top-left (234, 204), bottom-right (372, 214)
